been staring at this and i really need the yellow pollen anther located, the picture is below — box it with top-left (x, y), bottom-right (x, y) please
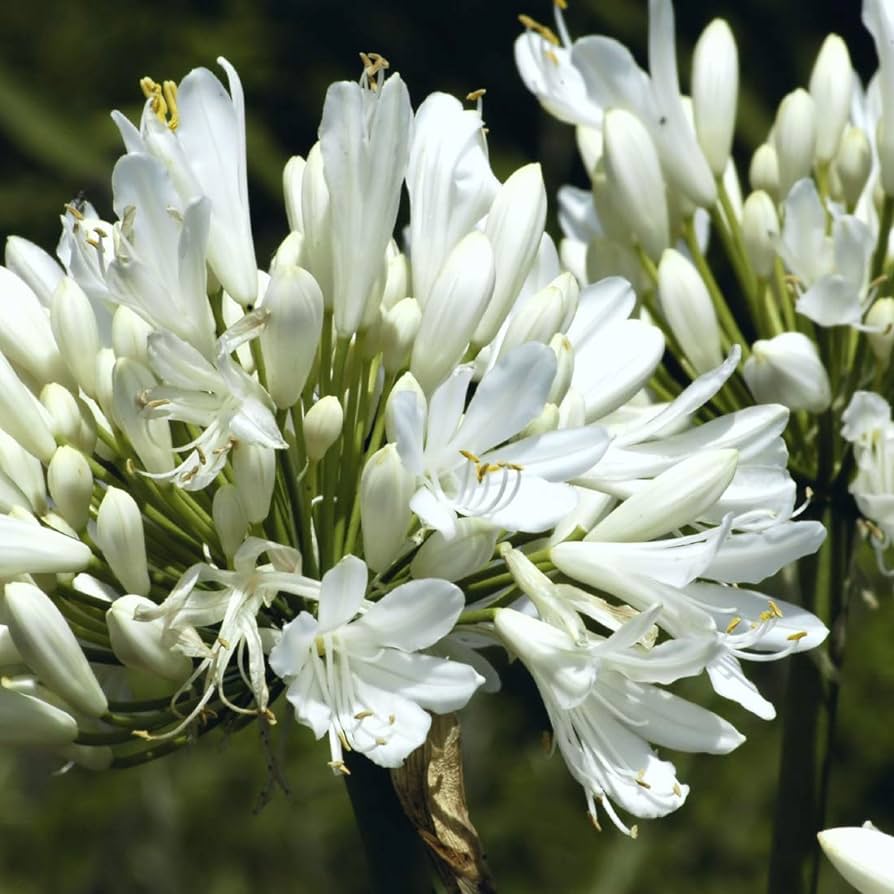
top-left (466, 88), bottom-right (487, 102)
top-left (630, 825), bottom-right (639, 840)
top-left (388, 714), bottom-right (396, 725)
top-left (673, 782), bottom-right (683, 797)
top-left (354, 710), bottom-right (374, 720)
top-left (635, 770), bottom-right (651, 789)
top-left (63, 202), bottom-right (85, 220)
top-left (196, 446), bottom-right (207, 465)
top-left (767, 600), bottom-right (784, 618)
top-left (459, 449), bottom-right (481, 463)
top-left (162, 80), bottom-right (179, 130)
top-left (217, 636), bottom-right (231, 649)
top-left (359, 52), bottom-right (390, 91)
top-left (328, 760), bottom-right (351, 776)
top-left (726, 616), bottom-right (743, 634)
top-left (518, 13), bottom-right (561, 45)
top-left (337, 729), bottom-right (352, 752)
top-left (544, 49), bottom-right (560, 65)
top-left (140, 76), bottom-right (178, 130)
top-left (554, 0), bottom-right (568, 8)
top-left (86, 237), bottom-right (101, 249)
top-left (587, 812), bottom-right (602, 832)
top-left (787, 631), bottom-right (808, 642)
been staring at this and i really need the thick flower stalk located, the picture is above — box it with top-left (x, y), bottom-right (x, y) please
top-left (0, 46), bottom-right (827, 890)
top-left (516, 1), bottom-right (893, 890)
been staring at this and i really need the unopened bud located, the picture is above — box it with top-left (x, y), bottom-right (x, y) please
top-left (95, 487), bottom-right (150, 596)
top-left (741, 191), bottom-right (781, 278)
top-left (520, 403), bottom-right (561, 438)
top-left (692, 19), bottom-right (739, 176)
top-left (47, 446), bottom-right (93, 531)
top-left (867, 298), bottom-right (894, 368)
top-left (213, 484), bottom-right (249, 559)
top-left (603, 109), bottom-right (669, 260)
top-left (260, 265), bottom-right (324, 409)
top-left (232, 443), bottom-right (276, 524)
top-left (410, 518), bottom-right (499, 581)
top-left (774, 89), bottom-right (817, 198)
top-left (0, 682), bottom-right (78, 746)
top-left (743, 332), bottom-right (831, 412)
top-left (809, 35), bottom-right (853, 164)
top-left (107, 594), bottom-right (193, 682)
top-left (360, 444), bottom-right (416, 572)
top-left (657, 249), bottom-right (724, 374)
top-left (835, 127), bottom-right (873, 209)
top-left (51, 277), bottom-right (100, 396)
top-left (749, 144), bottom-right (780, 199)
top-left (5, 236), bottom-right (64, 307)
top-left (0, 352), bottom-right (56, 463)
top-left (0, 428), bottom-right (47, 515)
top-left (271, 231), bottom-right (304, 270)
top-left (381, 297), bottom-right (422, 374)
top-left (283, 155), bottom-right (306, 232)
top-left (40, 384), bottom-right (97, 455)
top-left (304, 395), bottom-right (343, 462)
top-left (111, 306), bottom-right (153, 364)
top-left (500, 273), bottom-right (579, 359)
top-left (548, 334), bottom-right (575, 406)
top-left (380, 243), bottom-right (410, 311)
top-left (3, 581), bottom-right (108, 717)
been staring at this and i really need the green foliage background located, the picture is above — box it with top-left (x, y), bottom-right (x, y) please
top-left (0, 1), bottom-right (891, 891)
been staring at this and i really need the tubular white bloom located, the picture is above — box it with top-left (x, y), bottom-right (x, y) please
top-left (741, 191), bottom-right (780, 279)
top-left (774, 89), bottom-right (818, 198)
top-left (95, 487), bottom-right (151, 596)
top-left (304, 395), bottom-right (344, 462)
top-left (836, 126), bottom-right (873, 208)
top-left (743, 333), bottom-right (832, 413)
top-left (818, 822), bottom-right (894, 894)
top-left (269, 554), bottom-right (484, 772)
top-left (809, 35), bottom-right (854, 164)
top-left (360, 444), bottom-right (416, 573)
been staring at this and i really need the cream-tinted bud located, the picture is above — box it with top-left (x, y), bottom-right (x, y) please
top-left (817, 824), bottom-right (894, 894)
top-left (304, 395), bottom-right (343, 462)
top-left (0, 625), bottom-right (21, 666)
top-left (575, 125), bottom-right (603, 179)
top-left (385, 373), bottom-right (426, 445)
top-left (260, 265), bottom-right (324, 408)
top-left (47, 446), bottom-right (93, 531)
top-left (0, 268), bottom-right (71, 390)
top-left (380, 243), bottom-right (410, 311)
top-left (271, 231), bottom-right (304, 270)
top-left (741, 190), bottom-right (781, 278)
top-left (774, 89), bottom-right (817, 197)
top-left (107, 594), bottom-right (193, 683)
top-left (95, 487), bottom-right (150, 596)
top-left (3, 581), bottom-right (108, 717)
top-left (692, 19), bottom-right (739, 176)
top-left (283, 155), bottom-right (306, 232)
top-left (0, 428), bottom-right (47, 516)
top-left (5, 236), bottom-right (64, 307)
top-left (520, 402), bottom-right (561, 438)
top-left (749, 144), bottom-right (780, 199)
top-left (0, 683), bottom-right (78, 746)
top-left (809, 35), bottom-right (853, 164)
top-left (474, 163), bottom-right (548, 346)
top-left (743, 333), bottom-right (832, 412)
top-left (381, 297), bottom-right (422, 374)
top-left (232, 443), bottom-right (276, 524)
top-left (603, 109), bottom-right (670, 259)
top-left (411, 518), bottom-right (499, 581)
top-left (50, 277), bottom-right (100, 396)
top-left (548, 334), bottom-right (575, 406)
top-left (835, 126), bottom-right (873, 209)
top-left (559, 387), bottom-right (587, 428)
top-left (867, 298), bottom-right (894, 368)
top-left (213, 484), bottom-right (249, 559)
top-left (0, 355), bottom-right (56, 466)
top-left (360, 444), bottom-right (416, 573)
top-left (657, 249), bottom-right (724, 374)
top-left (40, 384), bottom-right (96, 455)
top-left (300, 143), bottom-right (334, 304)
top-left (500, 273), bottom-right (579, 359)
top-left (111, 306), bottom-right (153, 364)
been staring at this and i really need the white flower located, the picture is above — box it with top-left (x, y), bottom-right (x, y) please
top-left (743, 332), bottom-right (832, 413)
top-left (387, 342), bottom-right (609, 536)
top-left (269, 554), bottom-right (483, 772)
top-left (818, 821), bottom-right (894, 894)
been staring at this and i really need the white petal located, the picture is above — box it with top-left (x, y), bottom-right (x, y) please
top-left (707, 652), bottom-right (776, 719)
top-left (818, 824), bottom-right (894, 894)
top-left (318, 555), bottom-right (368, 631)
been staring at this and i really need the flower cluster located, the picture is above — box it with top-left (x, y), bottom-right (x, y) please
top-left (0, 43), bottom-right (827, 838)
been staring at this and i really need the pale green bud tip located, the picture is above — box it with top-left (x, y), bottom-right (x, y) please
top-left (867, 298), bottom-right (894, 368)
top-left (749, 144), bottom-right (780, 199)
top-left (304, 395), bottom-right (344, 462)
top-left (835, 127), bottom-right (872, 209)
top-left (741, 190), bottom-right (780, 278)
top-left (47, 446), bottom-right (93, 532)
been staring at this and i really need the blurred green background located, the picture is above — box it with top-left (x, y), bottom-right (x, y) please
top-left (0, 1), bottom-right (891, 892)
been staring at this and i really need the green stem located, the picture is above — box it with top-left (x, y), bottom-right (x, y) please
top-left (871, 195), bottom-right (894, 283)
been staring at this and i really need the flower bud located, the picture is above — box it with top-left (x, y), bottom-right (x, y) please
top-left (411, 518), bottom-right (499, 581)
top-left (774, 89), bottom-right (817, 198)
top-left (60, 742), bottom-right (114, 771)
top-left (260, 266), bottom-right (324, 410)
top-left (0, 625), bottom-right (22, 665)
top-left (692, 19), bottom-right (739, 176)
top-left (0, 512), bottom-right (90, 576)
top-left (95, 487), bottom-right (150, 596)
top-left (3, 581), bottom-right (108, 717)
top-left (212, 484), bottom-right (249, 559)
top-left (360, 444), bottom-right (416, 572)
top-left (271, 231), bottom-right (304, 270)
top-left (749, 143), bottom-right (780, 199)
top-left (520, 402), bottom-right (560, 438)
top-left (232, 443), bottom-right (276, 524)
top-left (0, 427), bottom-right (47, 515)
top-left (559, 387), bottom-right (587, 428)
top-left (304, 395), bottom-right (343, 462)
top-left (603, 109), bottom-right (669, 260)
top-left (657, 249), bottom-right (724, 374)
top-left (835, 126), bottom-right (873, 209)
top-left (0, 682), bottom-right (78, 746)
top-left (107, 594), bottom-right (193, 683)
top-left (588, 449), bottom-right (739, 543)
top-left (499, 273), bottom-right (579, 359)
top-left (741, 191), bottom-right (781, 278)
top-left (867, 298), bottom-right (894, 368)
top-left (411, 231), bottom-right (495, 393)
top-left (385, 372), bottom-right (426, 445)
top-left (473, 163), bottom-right (548, 347)
top-left (380, 244), bottom-right (410, 312)
top-left (743, 332), bottom-right (832, 412)
top-left (809, 35), bottom-right (853, 164)
top-left (111, 306), bottom-right (153, 364)
top-left (40, 384), bottom-right (97, 455)
top-left (283, 155), bottom-right (306, 232)
top-left (50, 277), bottom-right (100, 396)
top-left (380, 297), bottom-right (422, 374)
top-left (47, 446), bottom-right (93, 532)
top-left (548, 334), bottom-right (575, 406)
top-left (300, 143), bottom-right (334, 304)
top-left (576, 125), bottom-right (603, 179)
top-left (817, 823), bottom-right (894, 894)
top-left (0, 352), bottom-right (56, 463)
top-left (5, 236), bottom-right (64, 307)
